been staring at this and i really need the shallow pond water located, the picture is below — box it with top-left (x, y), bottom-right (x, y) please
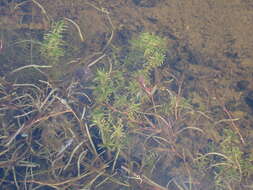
top-left (1, 1), bottom-right (253, 190)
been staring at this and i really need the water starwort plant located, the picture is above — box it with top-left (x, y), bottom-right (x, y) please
top-left (40, 20), bottom-right (66, 64)
top-left (90, 32), bottom-right (167, 167)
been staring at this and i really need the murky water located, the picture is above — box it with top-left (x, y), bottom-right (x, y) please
top-left (1, 1), bottom-right (253, 190)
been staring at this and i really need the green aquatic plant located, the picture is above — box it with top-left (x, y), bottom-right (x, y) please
top-left (130, 32), bottom-right (167, 76)
top-left (40, 20), bottom-right (66, 64)
top-left (162, 91), bottom-right (193, 119)
top-left (215, 129), bottom-right (253, 189)
top-left (142, 150), bottom-right (160, 174)
top-left (90, 33), bottom-right (168, 166)
top-left (92, 68), bottom-right (136, 151)
top-left (93, 69), bottom-right (114, 102)
top-left (195, 129), bottom-right (253, 190)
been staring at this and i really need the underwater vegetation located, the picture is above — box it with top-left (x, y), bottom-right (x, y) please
top-left (0, 5), bottom-right (252, 190)
top-left (40, 20), bottom-right (66, 64)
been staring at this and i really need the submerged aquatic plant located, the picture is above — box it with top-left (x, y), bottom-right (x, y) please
top-left (89, 32), bottom-right (170, 179)
top-left (195, 129), bottom-right (253, 190)
top-left (40, 20), bottom-right (66, 64)
top-left (131, 32), bottom-right (166, 75)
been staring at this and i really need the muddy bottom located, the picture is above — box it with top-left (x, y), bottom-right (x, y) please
top-left (1, 0), bottom-right (253, 190)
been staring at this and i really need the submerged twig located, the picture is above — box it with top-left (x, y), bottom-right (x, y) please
top-left (215, 94), bottom-right (245, 145)
top-left (5, 109), bottom-right (72, 146)
top-left (10, 65), bottom-right (52, 74)
top-left (64, 18), bottom-right (85, 42)
top-left (121, 166), bottom-right (169, 190)
top-left (63, 141), bottom-right (84, 171)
